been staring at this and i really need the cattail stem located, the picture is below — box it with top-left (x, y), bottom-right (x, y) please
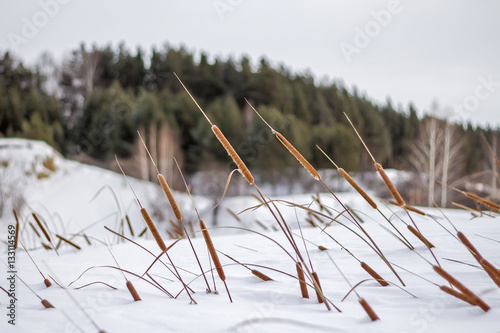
top-left (407, 225), bottom-right (435, 248)
top-left (296, 262), bottom-right (309, 299)
top-left (361, 262), bottom-right (389, 287)
top-left (359, 298), bottom-right (379, 321)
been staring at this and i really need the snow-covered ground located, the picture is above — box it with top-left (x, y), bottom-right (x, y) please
top-left (0, 139), bottom-right (499, 333)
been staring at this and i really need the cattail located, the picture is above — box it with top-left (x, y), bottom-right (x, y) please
top-left (494, 154), bottom-right (500, 169)
top-left (41, 299), bottom-right (55, 309)
top-left (44, 278), bottom-right (52, 288)
top-left (375, 163), bottom-right (405, 206)
top-left (251, 270), bottom-right (273, 281)
top-left (33, 213), bottom-right (52, 243)
top-left (13, 210), bottom-right (20, 250)
top-left (440, 286), bottom-right (476, 305)
top-left (433, 265), bottom-right (490, 312)
top-left (140, 208), bottom-right (167, 252)
top-left (126, 281), bottom-right (142, 301)
top-left (311, 271), bottom-right (324, 303)
top-left (403, 205), bottom-right (426, 216)
top-left (318, 245), bottom-right (328, 251)
top-left (479, 258), bottom-right (500, 288)
top-left (199, 220), bottom-right (225, 281)
top-left (361, 262), bottom-right (389, 287)
top-left (274, 131), bottom-right (320, 180)
top-left (465, 192), bottom-right (500, 211)
top-left (158, 174), bottom-right (183, 221)
top-left (457, 232), bottom-right (482, 260)
top-left (212, 125), bottom-right (254, 185)
top-left (338, 168), bottom-right (377, 209)
top-left (125, 215), bottom-right (134, 236)
top-left (296, 262), bottom-right (309, 298)
top-left (359, 298), bottom-right (379, 321)
top-left (407, 225), bottom-right (435, 248)
top-left (56, 235), bottom-right (81, 250)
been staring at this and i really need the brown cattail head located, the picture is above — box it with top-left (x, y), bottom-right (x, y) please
top-left (158, 174), bottom-right (182, 221)
top-left (41, 299), bottom-right (55, 309)
top-left (375, 163), bottom-right (405, 206)
top-left (13, 210), bottom-right (20, 250)
top-left (433, 265), bottom-right (490, 312)
top-left (318, 245), bottom-right (328, 251)
top-left (359, 298), bottom-right (379, 321)
top-left (311, 271), bottom-right (324, 304)
top-left (479, 258), bottom-right (500, 288)
top-left (465, 192), bottom-right (500, 211)
top-left (33, 213), bottom-right (52, 243)
top-left (440, 286), bottom-right (476, 305)
top-left (211, 125), bottom-right (254, 185)
top-left (44, 278), bottom-right (52, 288)
top-left (140, 208), bottom-right (167, 252)
top-left (338, 168), bottom-right (377, 209)
top-left (296, 262), bottom-right (309, 299)
top-left (126, 281), bottom-right (142, 301)
top-left (199, 219), bottom-right (226, 281)
top-left (274, 131), bottom-right (320, 180)
top-left (407, 225), bottom-right (435, 248)
top-left (457, 232), bottom-right (482, 260)
top-left (361, 262), bottom-right (389, 287)
top-left (251, 270), bottom-right (273, 281)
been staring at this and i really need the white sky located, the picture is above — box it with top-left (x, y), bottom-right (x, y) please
top-left (1, 0), bottom-right (499, 127)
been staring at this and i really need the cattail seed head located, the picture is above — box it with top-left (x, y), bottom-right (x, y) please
top-left (126, 281), bottom-right (142, 301)
top-left (440, 286), bottom-right (476, 305)
top-left (212, 125), bottom-right (254, 185)
top-left (199, 219), bottom-right (226, 281)
top-left (338, 168), bottom-right (377, 209)
top-left (44, 278), bottom-right (52, 288)
top-left (375, 163), bottom-right (405, 206)
top-left (359, 298), bottom-right (379, 321)
top-left (251, 270), bottom-right (273, 281)
top-left (140, 208), bottom-right (167, 252)
top-left (296, 262), bottom-right (309, 299)
top-left (361, 262), bottom-right (389, 286)
top-left (457, 231), bottom-right (482, 260)
top-left (311, 271), bottom-right (324, 303)
top-left (407, 225), bottom-right (435, 248)
top-left (158, 174), bottom-right (182, 221)
top-left (41, 299), bottom-right (55, 309)
top-left (274, 131), bottom-right (320, 180)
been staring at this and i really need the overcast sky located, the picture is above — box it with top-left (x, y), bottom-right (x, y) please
top-left (1, 0), bottom-right (499, 127)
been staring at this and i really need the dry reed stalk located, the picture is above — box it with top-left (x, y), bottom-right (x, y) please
top-left (140, 208), bottom-right (167, 252)
top-left (13, 210), bottom-right (20, 250)
top-left (479, 259), bottom-right (500, 288)
top-left (375, 163), bottom-right (405, 206)
top-left (296, 262), bottom-right (309, 298)
top-left (251, 270), bottom-right (273, 281)
top-left (433, 265), bottom-right (490, 312)
top-left (199, 219), bottom-right (232, 301)
top-left (360, 262), bottom-right (389, 286)
top-left (55, 234), bottom-right (81, 250)
top-left (439, 286), bottom-right (476, 305)
top-left (158, 174), bottom-right (183, 221)
top-left (338, 168), bottom-right (377, 209)
top-left (311, 271), bottom-right (324, 303)
top-left (359, 298), bottom-right (379, 321)
top-left (457, 232), bottom-right (482, 260)
top-left (126, 280), bottom-right (142, 301)
top-left (41, 299), bottom-right (55, 309)
top-left (407, 225), bottom-right (435, 248)
top-left (212, 125), bottom-right (254, 184)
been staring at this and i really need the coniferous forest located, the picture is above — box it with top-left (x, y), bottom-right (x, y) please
top-left (1, 43), bottom-right (499, 206)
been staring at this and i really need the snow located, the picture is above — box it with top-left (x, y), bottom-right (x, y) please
top-left (1, 139), bottom-right (499, 333)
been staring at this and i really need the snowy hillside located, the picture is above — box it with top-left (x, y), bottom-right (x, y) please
top-left (0, 139), bottom-right (499, 333)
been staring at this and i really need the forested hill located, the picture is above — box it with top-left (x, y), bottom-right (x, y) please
top-left (0, 43), bottom-right (498, 180)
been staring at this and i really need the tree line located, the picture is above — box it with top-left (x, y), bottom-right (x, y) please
top-left (0, 43), bottom-right (498, 205)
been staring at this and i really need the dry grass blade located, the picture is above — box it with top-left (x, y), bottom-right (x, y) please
top-left (359, 298), bottom-right (379, 321)
top-left (433, 265), bottom-right (490, 312)
top-left (360, 262), bottom-right (389, 286)
top-left (296, 262), bottom-right (309, 298)
top-left (407, 225), bottom-right (435, 248)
